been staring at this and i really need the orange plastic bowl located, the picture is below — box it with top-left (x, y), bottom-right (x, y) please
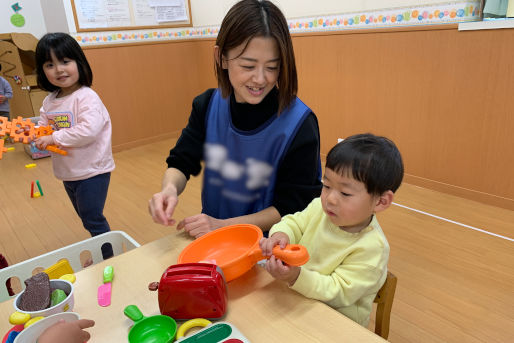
top-left (177, 224), bottom-right (309, 282)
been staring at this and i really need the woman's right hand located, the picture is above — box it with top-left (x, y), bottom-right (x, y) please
top-left (148, 185), bottom-right (179, 226)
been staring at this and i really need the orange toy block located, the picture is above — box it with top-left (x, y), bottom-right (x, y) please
top-left (0, 118), bottom-right (68, 158)
top-left (0, 139), bottom-right (7, 160)
top-left (36, 125), bottom-right (55, 137)
top-left (46, 145), bottom-right (68, 155)
top-left (0, 116), bottom-right (11, 136)
top-left (9, 116), bottom-right (36, 144)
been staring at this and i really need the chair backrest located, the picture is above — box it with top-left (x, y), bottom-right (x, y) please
top-left (373, 271), bottom-right (397, 340)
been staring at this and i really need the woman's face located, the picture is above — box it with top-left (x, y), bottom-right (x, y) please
top-left (222, 36), bottom-right (280, 104)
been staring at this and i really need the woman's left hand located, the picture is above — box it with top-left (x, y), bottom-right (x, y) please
top-left (177, 214), bottom-right (224, 238)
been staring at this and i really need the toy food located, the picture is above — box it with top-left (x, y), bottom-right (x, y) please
top-left (98, 266), bottom-right (113, 307)
top-left (50, 289), bottom-right (67, 307)
top-left (10, 279), bottom-right (75, 326)
top-left (18, 273), bottom-right (50, 312)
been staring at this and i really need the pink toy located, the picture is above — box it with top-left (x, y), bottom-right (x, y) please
top-left (97, 283), bottom-right (111, 307)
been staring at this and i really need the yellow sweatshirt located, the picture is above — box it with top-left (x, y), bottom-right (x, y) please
top-left (269, 198), bottom-right (389, 326)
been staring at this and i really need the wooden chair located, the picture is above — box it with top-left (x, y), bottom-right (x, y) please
top-left (373, 271), bottom-right (397, 340)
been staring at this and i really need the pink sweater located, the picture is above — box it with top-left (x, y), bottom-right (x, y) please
top-left (39, 86), bottom-right (115, 181)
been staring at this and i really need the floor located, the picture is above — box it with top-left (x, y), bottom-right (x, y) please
top-left (0, 138), bottom-right (513, 342)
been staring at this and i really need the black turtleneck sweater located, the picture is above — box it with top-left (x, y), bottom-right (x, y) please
top-left (166, 88), bottom-right (322, 217)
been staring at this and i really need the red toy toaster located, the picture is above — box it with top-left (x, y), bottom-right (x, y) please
top-left (152, 263), bottom-right (227, 320)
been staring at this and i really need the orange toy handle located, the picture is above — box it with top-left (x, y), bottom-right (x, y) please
top-left (46, 145), bottom-right (67, 155)
top-left (270, 244), bottom-right (310, 266)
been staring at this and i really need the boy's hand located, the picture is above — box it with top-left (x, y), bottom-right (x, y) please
top-left (265, 255), bottom-right (301, 286)
top-left (0, 95), bottom-right (5, 104)
top-left (259, 232), bottom-right (289, 256)
top-left (35, 135), bottom-right (55, 150)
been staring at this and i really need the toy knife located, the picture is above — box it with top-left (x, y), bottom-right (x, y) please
top-left (97, 266), bottom-right (113, 307)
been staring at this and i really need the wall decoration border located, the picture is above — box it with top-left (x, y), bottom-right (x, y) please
top-left (73, 1), bottom-right (481, 46)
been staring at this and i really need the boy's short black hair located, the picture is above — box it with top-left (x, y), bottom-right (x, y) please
top-left (35, 32), bottom-right (92, 92)
top-left (326, 133), bottom-right (404, 195)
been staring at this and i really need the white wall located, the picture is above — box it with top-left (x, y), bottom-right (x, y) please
top-left (192, 0), bottom-right (448, 26)
top-left (0, 0), bottom-right (47, 38)
top-left (0, 0), bottom-right (453, 38)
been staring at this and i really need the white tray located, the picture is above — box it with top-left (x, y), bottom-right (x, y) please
top-left (0, 231), bottom-right (140, 301)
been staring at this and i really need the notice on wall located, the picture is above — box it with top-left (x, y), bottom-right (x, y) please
top-left (71, 0), bottom-right (191, 31)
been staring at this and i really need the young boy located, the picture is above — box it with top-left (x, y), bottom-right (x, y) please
top-left (0, 64), bottom-right (13, 119)
top-left (259, 133), bottom-right (404, 326)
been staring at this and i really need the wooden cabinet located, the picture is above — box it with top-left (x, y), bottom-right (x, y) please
top-left (0, 33), bottom-right (47, 118)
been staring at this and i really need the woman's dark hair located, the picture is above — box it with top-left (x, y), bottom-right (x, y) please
top-left (35, 32), bottom-right (92, 92)
top-left (326, 133), bottom-right (404, 195)
top-left (214, 0), bottom-right (297, 114)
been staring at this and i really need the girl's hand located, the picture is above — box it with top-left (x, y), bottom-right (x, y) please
top-left (37, 319), bottom-right (95, 343)
top-left (264, 255), bottom-right (301, 286)
top-left (35, 135), bottom-right (55, 150)
top-left (148, 186), bottom-right (179, 226)
top-left (259, 232), bottom-right (289, 256)
top-left (176, 214), bottom-right (224, 239)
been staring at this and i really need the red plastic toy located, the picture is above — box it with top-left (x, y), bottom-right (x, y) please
top-left (150, 263), bottom-right (227, 320)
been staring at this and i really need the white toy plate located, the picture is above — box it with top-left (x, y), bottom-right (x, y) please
top-left (13, 312), bottom-right (80, 343)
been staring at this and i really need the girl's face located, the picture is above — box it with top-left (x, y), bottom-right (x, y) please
top-left (222, 36), bottom-right (280, 104)
top-left (321, 168), bottom-right (380, 233)
top-left (43, 50), bottom-right (81, 97)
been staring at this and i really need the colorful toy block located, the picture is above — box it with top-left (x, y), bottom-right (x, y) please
top-left (0, 116), bottom-right (67, 159)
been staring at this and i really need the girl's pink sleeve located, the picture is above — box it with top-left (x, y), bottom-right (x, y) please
top-left (37, 96), bottom-right (50, 126)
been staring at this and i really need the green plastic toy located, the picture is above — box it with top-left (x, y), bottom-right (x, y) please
top-left (50, 289), bottom-right (67, 307)
top-left (103, 266), bottom-right (114, 283)
top-left (124, 305), bottom-right (177, 343)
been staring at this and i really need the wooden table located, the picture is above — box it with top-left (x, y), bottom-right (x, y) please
top-left (0, 231), bottom-right (386, 342)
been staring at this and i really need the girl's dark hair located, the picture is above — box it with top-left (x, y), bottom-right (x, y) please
top-left (35, 32), bottom-right (92, 92)
top-left (215, 0), bottom-right (297, 114)
top-left (326, 133), bottom-right (404, 195)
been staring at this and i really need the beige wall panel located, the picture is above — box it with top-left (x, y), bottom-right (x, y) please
top-left (292, 28), bottom-right (514, 209)
top-left (84, 40), bottom-right (217, 151)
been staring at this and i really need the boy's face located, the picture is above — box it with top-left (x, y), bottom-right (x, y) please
top-left (321, 168), bottom-right (379, 233)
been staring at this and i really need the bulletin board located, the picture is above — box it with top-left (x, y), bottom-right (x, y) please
top-left (70, 0), bottom-right (192, 32)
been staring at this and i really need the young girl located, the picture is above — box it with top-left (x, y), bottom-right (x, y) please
top-left (149, 0), bottom-right (322, 238)
top-left (35, 33), bottom-right (115, 259)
